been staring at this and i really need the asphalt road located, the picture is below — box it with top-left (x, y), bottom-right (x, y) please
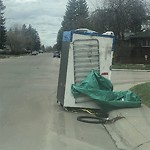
top-left (0, 54), bottom-right (118, 150)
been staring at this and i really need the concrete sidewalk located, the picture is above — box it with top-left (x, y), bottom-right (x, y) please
top-left (105, 72), bottom-right (150, 150)
top-left (112, 69), bottom-right (150, 72)
top-left (105, 105), bottom-right (150, 150)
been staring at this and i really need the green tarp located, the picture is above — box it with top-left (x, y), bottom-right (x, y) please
top-left (71, 70), bottom-right (141, 109)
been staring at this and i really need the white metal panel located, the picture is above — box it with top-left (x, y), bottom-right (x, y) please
top-left (73, 39), bottom-right (100, 104)
top-left (63, 33), bottom-right (114, 109)
top-left (73, 39), bottom-right (100, 83)
top-left (63, 42), bottom-right (100, 108)
top-left (73, 33), bottom-right (114, 79)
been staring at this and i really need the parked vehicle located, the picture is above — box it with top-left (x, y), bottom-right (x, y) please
top-left (39, 50), bottom-right (43, 53)
top-left (31, 51), bottom-right (38, 55)
top-left (53, 51), bottom-right (60, 58)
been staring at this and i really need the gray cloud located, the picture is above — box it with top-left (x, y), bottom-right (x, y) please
top-left (3, 0), bottom-right (96, 46)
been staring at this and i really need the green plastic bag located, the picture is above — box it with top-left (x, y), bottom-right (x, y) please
top-left (71, 70), bottom-right (141, 109)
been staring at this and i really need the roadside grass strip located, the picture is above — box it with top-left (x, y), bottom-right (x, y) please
top-left (130, 82), bottom-right (150, 107)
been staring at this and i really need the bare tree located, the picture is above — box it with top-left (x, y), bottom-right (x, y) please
top-left (7, 24), bottom-right (41, 54)
top-left (7, 27), bottom-right (27, 54)
top-left (90, 0), bottom-right (147, 40)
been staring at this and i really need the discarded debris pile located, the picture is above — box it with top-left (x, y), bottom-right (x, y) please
top-left (71, 70), bottom-right (141, 109)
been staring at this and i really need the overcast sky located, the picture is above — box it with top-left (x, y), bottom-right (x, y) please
top-left (3, 0), bottom-right (99, 47)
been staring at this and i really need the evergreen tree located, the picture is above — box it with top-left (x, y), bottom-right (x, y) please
top-left (27, 24), bottom-right (41, 51)
top-left (62, 0), bottom-right (89, 30)
top-left (56, 27), bottom-right (64, 51)
top-left (0, 0), bottom-right (6, 49)
top-left (62, 0), bottom-right (78, 30)
top-left (76, 0), bottom-right (89, 28)
top-left (57, 0), bottom-right (89, 50)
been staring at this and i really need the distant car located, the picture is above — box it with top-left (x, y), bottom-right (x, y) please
top-left (0, 49), bottom-right (5, 54)
top-left (39, 50), bottom-right (43, 53)
top-left (31, 51), bottom-right (38, 55)
top-left (25, 49), bottom-right (31, 54)
top-left (53, 51), bottom-right (60, 58)
top-left (102, 31), bottom-right (114, 36)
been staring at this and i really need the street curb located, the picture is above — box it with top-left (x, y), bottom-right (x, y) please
top-left (112, 69), bottom-right (150, 72)
top-left (104, 105), bottom-right (150, 150)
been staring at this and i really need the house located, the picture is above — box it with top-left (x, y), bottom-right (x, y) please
top-left (127, 30), bottom-right (150, 63)
top-left (116, 30), bottom-right (150, 64)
